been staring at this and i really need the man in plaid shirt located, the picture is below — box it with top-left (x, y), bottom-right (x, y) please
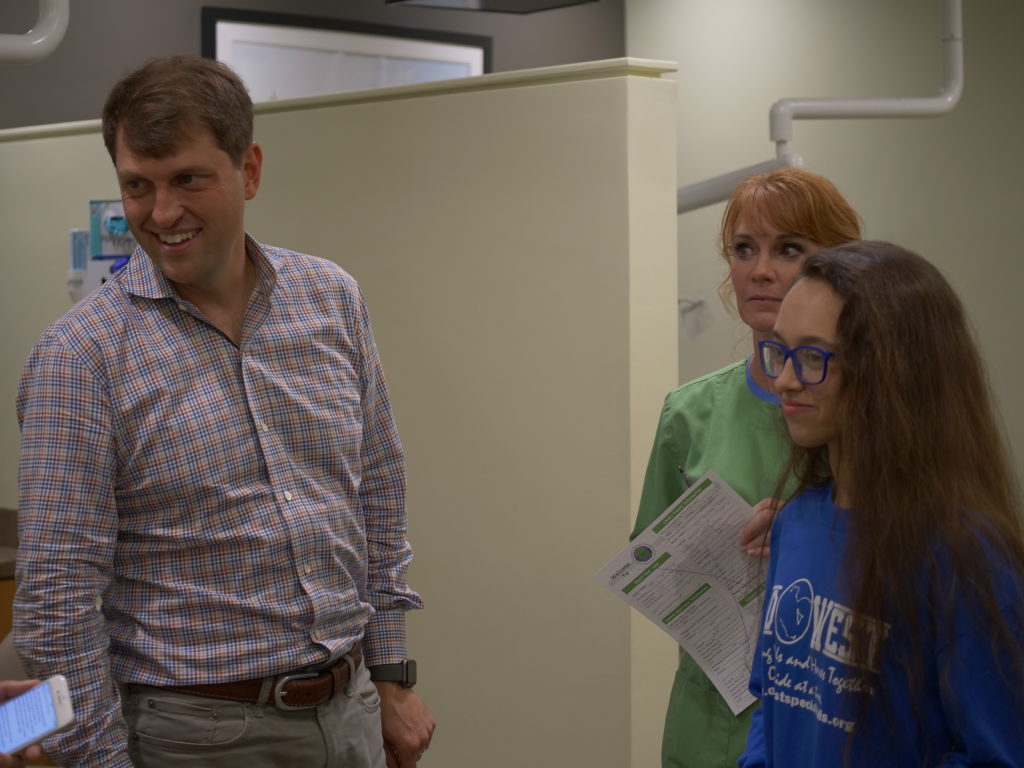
top-left (15, 56), bottom-right (435, 768)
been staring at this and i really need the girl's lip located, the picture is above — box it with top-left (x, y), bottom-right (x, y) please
top-left (781, 401), bottom-right (812, 416)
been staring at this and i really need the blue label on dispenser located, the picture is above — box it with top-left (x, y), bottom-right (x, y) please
top-left (70, 229), bottom-right (89, 271)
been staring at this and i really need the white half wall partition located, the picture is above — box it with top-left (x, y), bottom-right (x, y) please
top-left (0, 58), bottom-right (679, 767)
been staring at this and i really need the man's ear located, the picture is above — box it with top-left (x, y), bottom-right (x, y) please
top-left (242, 142), bottom-right (263, 200)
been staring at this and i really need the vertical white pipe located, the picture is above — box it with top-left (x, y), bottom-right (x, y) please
top-left (0, 0), bottom-right (70, 62)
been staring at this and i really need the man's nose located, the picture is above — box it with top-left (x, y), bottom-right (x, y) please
top-left (151, 186), bottom-right (183, 228)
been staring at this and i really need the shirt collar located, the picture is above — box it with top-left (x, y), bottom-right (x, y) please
top-left (746, 355), bottom-right (781, 406)
top-left (118, 233), bottom-right (279, 301)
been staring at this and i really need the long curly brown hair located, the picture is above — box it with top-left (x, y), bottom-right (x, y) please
top-left (773, 241), bottom-right (1024, 747)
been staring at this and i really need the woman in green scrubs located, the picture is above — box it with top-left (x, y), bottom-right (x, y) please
top-left (632, 168), bottom-right (861, 768)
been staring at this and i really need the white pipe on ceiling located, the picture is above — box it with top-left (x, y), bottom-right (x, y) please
top-left (0, 0), bottom-right (70, 62)
top-left (770, 0), bottom-right (963, 148)
top-left (677, 0), bottom-right (963, 214)
top-left (676, 154), bottom-right (802, 216)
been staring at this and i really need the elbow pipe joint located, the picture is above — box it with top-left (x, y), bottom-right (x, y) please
top-left (769, 0), bottom-right (963, 145)
top-left (0, 0), bottom-right (70, 62)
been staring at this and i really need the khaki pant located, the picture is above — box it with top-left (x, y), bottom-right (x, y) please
top-left (121, 657), bottom-right (386, 768)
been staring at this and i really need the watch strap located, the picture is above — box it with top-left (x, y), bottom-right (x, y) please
top-left (368, 659), bottom-right (417, 687)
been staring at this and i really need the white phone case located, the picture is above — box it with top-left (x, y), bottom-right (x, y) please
top-left (0, 674), bottom-right (75, 755)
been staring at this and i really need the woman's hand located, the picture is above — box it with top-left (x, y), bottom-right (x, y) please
top-left (740, 498), bottom-right (779, 558)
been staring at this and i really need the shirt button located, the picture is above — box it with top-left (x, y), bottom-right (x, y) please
top-left (283, 490), bottom-right (293, 502)
top-left (303, 563), bottom-right (313, 575)
top-left (258, 422), bottom-right (269, 432)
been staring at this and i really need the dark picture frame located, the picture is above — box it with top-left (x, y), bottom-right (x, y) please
top-left (201, 7), bottom-right (493, 101)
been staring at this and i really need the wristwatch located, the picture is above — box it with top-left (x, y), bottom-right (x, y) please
top-left (368, 659), bottom-right (417, 688)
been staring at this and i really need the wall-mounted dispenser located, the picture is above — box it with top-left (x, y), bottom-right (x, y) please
top-left (68, 201), bottom-right (136, 304)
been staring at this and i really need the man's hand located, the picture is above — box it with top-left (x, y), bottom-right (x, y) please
top-left (0, 680), bottom-right (44, 767)
top-left (739, 498), bottom-right (780, 558)
top-left (376, 682), bottom-right (436, 767)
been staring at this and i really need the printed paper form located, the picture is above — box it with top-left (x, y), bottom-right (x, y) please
top-left (596, 472), bottom-right (764, 715)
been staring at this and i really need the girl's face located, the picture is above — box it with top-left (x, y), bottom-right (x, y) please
top-left (728, 215), bottom-right (821, 336)
top-left (770, 277), bottom-right (844, 454)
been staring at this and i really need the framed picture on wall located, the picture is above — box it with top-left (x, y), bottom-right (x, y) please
top-left (201, 7), bottom-right (492, 103)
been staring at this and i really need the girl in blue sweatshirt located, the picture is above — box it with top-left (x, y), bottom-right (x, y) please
top-left (739, 242), bottom-right (1024, 767)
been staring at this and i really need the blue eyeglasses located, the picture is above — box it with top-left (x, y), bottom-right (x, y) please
top-left (758, 340), bottom-right (836, 386)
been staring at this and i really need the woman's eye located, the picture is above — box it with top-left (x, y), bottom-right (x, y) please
top-left (799, 348), bottom-right (825, 369)
top-left (732, 243), bottom-right (755, 259)
top-left (780, 242), bottom-right (806, 258)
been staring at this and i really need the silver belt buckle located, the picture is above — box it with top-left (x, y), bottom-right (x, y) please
top-left (273, 671), bottom-right (320, 710)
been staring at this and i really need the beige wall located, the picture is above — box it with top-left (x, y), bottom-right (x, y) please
top-left (249, 64), bottom-right (679, 766)
top-left (625, 0), bottom-right (1024, 763)
top-left (0, 61), bottom-right (679, 766)
top-left (0, 125), bottom-right (119, 506)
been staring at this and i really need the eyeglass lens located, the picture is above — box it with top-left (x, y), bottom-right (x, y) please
top-left (762, 343), bottom-right (828, 385)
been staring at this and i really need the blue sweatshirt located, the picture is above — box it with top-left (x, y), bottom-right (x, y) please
top-left (739, 483), bottom-right (1024, 767)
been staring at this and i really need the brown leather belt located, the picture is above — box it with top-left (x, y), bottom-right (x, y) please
top-left (164, 644), bottom-right (362, 711)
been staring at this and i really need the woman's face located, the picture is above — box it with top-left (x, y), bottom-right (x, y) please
top-left (728, 215), bottom-right (821, 335)
top-left (769, 277), bottom-right (844, 453)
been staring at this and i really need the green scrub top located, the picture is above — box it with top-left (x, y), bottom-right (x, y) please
top-left (632, 359), bottom-right (791, 768)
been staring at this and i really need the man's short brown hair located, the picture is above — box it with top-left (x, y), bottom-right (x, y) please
top-left (102, 56), bottom-right (254, 167)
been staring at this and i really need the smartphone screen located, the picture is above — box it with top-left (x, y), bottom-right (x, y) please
top-left (0, 677), bottom-right (72, 754)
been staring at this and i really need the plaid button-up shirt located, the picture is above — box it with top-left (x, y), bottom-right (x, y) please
top-left (15, 236), bottom-right (422, 767)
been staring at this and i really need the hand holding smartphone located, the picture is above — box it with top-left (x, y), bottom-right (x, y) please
top-left (0, 675), bottom-right (74, 760)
